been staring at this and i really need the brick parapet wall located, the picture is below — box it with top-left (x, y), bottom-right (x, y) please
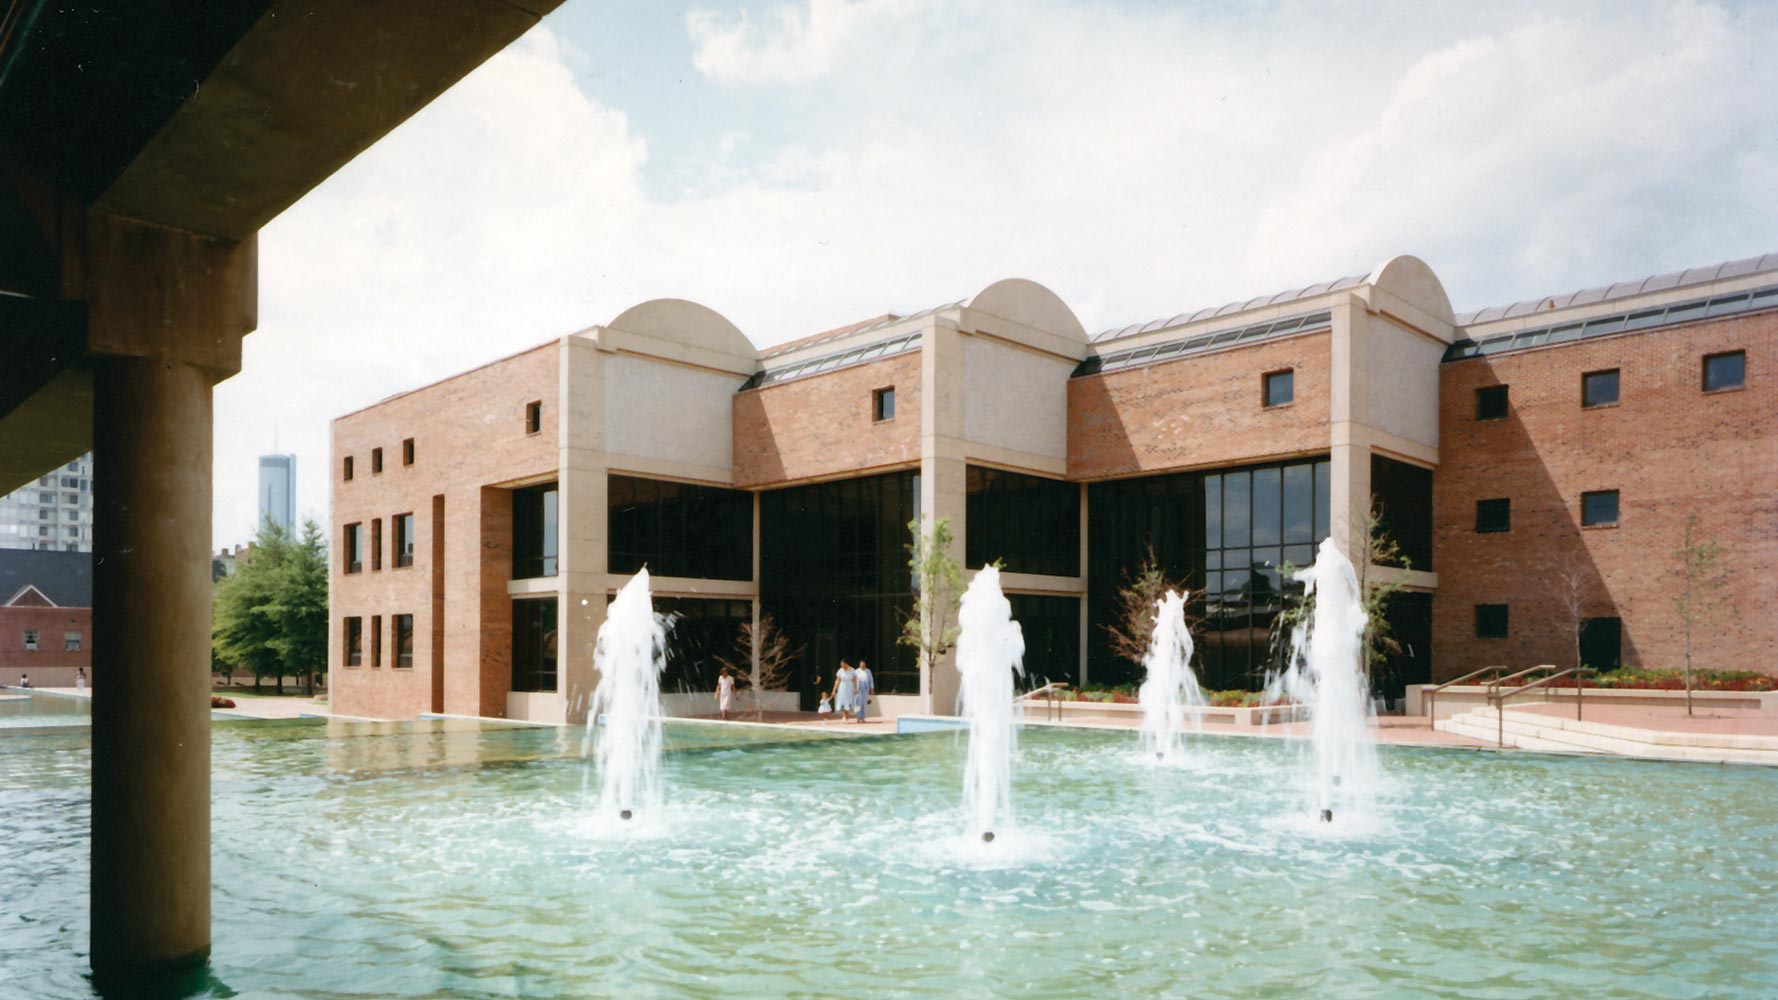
top-left (0, 606), bottom-right (92, 672)
top-left (1067, 332), bottom-right (1331, 480)
top-left (330, 342), bottom-right (559, 718)
top-left (1433, 312), bottom-right (1777, 679)
top-left (732, 353), bottom-right (921, 487)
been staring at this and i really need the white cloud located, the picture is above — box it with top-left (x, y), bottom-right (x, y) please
top-left (212, 2), bottom-right (1778, 547)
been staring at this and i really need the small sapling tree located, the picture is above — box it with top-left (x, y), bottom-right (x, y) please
top-left (1674, 514), bottom-right (1729, 717)
top-left (899, 517), bottom-right (964, 709)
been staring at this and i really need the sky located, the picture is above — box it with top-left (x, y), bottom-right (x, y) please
top-left (211, 0), bottom-right (1778, 547)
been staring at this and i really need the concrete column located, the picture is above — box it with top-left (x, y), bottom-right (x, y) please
top-left (89, 355), bottom-right (215, 981)
top-left (920, 319), bottom-right (968, 714)
top-left (558, 334), bottom-right (607, 724)
top-left (1328, 297), bottom-right (1373, 562)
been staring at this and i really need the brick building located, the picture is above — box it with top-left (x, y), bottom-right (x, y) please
top-left (329, 254), bottom-right (1777, 722)
top-left (0, 549), bottom-right (92, 686)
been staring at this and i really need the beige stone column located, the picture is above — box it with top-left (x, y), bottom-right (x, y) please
top-left (1328, 297), bottom-right (1373, 563)
top-left (558, 333), bottom-right (607, 724)
top-left (920, 319), bottom-right (968, 714)
top-left (77, 212), bottom-right (255, 984)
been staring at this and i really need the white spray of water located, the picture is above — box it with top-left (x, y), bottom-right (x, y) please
top-left (955, 566), bottom-right (1025, 841)
top-left (586, 569), bottom-right (669, 820)
top-left (1266, 538), bottom-right (1379, 825)
top-left (1137, 590), bottom-right (1208, 761)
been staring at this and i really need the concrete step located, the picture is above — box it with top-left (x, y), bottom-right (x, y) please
top-left (1447, 708), bottom-right (1778, 765)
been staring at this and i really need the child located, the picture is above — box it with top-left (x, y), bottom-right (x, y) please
top-left (817, 674), bottom-right (833, 723)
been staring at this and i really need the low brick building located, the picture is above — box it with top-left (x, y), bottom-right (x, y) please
top-left (329, 254), bottom-right (1777, 722)
top-left (0, 549), bottom-right (92, 687)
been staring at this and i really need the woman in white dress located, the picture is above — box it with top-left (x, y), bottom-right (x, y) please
top-left (716, 667), bottom-right (736, 720)
top-left (829, 661), bottom-right (857, 724)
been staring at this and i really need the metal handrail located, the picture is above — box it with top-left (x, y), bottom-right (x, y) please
top-left (1485, 664), bottom-right (1557, 693)
top-left (1486, 668), bottom-right (1594, 747)
top-left (1425, 664), bottom-right (1512, 727)
top-left (1017, 682), bottom-right (1073, 722)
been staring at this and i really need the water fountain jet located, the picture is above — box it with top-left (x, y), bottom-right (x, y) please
top-left (1137, 589), bottom-right (1207, 761)
top-left (587, 569), bottom-right (669, 822)
top-left (955, 565), bottom-right (1025, 842)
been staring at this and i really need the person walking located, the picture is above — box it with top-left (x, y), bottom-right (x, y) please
top-left (830, 661), bottom-right (857, 726)
top-left (75, 667), bottom-right (86, 692)
top-left (853, 660), bottom-right (874, 723)
top-left (716, 667), bottom-right (736, 721)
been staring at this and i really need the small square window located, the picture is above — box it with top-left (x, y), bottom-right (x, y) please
top-left (343, 456), bottom-right (355, 482)
top-left (1582, 369), bottom-right (1619, 408)
top-left (402, 438), bottom-right (415, 466)
top-left (344, 618), bottom-right (363, 667)
top-left (1475, 498), bottom-right (1511, 533)
top-left (1581, 490), bottom-right (1619, 527)
top-left (1475, 385), bottom-right (1508, 420)
top-left (64, 631), bottom-right (81, 652)
top-left (1263, 369), bottom-right (1294, 407)
top-left (22, 629), bottom-right (39, 651)
top-left (1703, 351), bottom-right (1744, 392)
top-left (873, 387), bottom-right (896, 422)
top-left (371, 448), bottom-right (383, 474)
top-left (1475, 604), bottom-right (1508, 639)
top-left (525, 401), bottom-right (543, 435)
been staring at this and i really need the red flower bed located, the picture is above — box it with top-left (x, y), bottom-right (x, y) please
top-left (211, 696), bottom-right (236, 709)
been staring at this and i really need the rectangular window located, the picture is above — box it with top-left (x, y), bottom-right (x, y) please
top-left (343, 456), bottom-right (354, 481)
top-left (1582, 369), bottom-right (1619, 408)
top-left (37, 526), bottom-right (48, 537)
top-left (63, 493), bottom-right (77, 505)
top-left (22, 629), bottom-right (39, 651)
top-left (1581, 490), bottom-right (1619, 527)
top-left (38, 492), bottom-right (51, 503)
top-left (1475, 604), bottom-right (1509, 639)
top-left (402, 437), bottom-right (415, 465)
top-left (607, 475), bottom-right (752, 580)
top-left (1263, 369), bottom-right (1294, 407)
top-left (873, 387), bottom-right (896, 422)
top-left (344, 522), bottom-right (364, 573)
top-left (344, 618), bottom-right (362, 666)
top-left (1703, 351), bottom-right (1745, 392)
top-left (371, 518), bottom-right (382, 571)
top-left (394, 614), bottom-right (414, 669)
top-left (964, 466), bottom-right (1081, 576)
top-left (64, 631), bottom-right (81, 652)
top-left (393, 513), bottom-right (415, 568)
top-left (1475, 498), bottom-right (1511, 533)
top-left (38, 509), bottom-right (48, 519)
top-left (1475, 385), bottom-right (1508, 420)
top-left (511, 598), bottom-right (558, 692)
top-left (371, 447), bottom-right (384, 474)
top-left (513, 483), bottom-right (559, 578)
top-left (370, 615), bottom-right (382, 667)
top-left (525, 400), bottom-right (543, 435)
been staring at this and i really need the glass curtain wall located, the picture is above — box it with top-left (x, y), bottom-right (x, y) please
top-left (1087, 457), bottom-right (1330, 690)
top-left (511, 597), bottom-right (558, 692)
top-left (1370, 455), bottom-right (1433, 570)
top-left (964, 466), bottom-right (1080, 576)
top-left (607, 475), bottom-right (752, 581)
top-left (652, 596), bottom-right (753, 694)
top-left (512, 483), bottom-right (558, 579)
top-left (760, 470), bottom-right (919, 702)
top-left (1008, 593), bottom-right (1081, 687)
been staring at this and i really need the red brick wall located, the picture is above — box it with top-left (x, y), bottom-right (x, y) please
top-left (733, 352), bottom-right (921, 487)
top-left (331, 342), bottom-right (559, 719)
top-left (0, 606), bottom-right (92, 673)
top-left (1068, 332), bottom-right (1331, 479)
top-left (1433, 311), bottom-right (1778, 679)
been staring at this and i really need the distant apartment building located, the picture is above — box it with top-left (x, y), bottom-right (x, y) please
top-left (328, 253), bottom-right (1777, 723)
top-left (0, 452), bottom-right (93, 553)
top-left (259, 454), bottom-right (296, 534)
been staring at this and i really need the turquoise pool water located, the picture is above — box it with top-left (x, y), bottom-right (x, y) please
top-left (0, 689), bottom-right (90, 729)
top-left (2, 706), bottom-right (1776, 998)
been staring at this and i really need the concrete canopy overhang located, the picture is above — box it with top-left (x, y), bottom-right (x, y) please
top-left (0, 0), bottom-right (566, 491)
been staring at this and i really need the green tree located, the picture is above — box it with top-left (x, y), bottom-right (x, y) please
top-left (212, 517), bottom-right (329, 694)
top-left (899, 517), bottom-right (964, 708)
top-left (1102, 546), bottom-right (1192, 681)
top-left (1674, 514), bottom-right (1728, 717)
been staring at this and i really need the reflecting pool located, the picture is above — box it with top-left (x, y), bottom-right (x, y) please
top-left (2, 705), bottom-right (1776, 998)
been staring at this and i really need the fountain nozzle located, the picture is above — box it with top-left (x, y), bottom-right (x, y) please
top-left (1155, 752), bottom-right (1164, 761)
top-left (982, 831), bottom-right (996, 844)
top-left (620, 809), bottom-right (633, 821)
top-left (1320, 808), bottom-right (1333, 823)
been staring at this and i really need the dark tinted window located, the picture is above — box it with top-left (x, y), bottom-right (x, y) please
top-left (873, 387), bottom-right (895, 421)
top-left (1703, 351), bottom-right (1744, 392)
top-left (1582, 370), bottom-right (1619, 408)
top-left (1371, 455), bottom-right (1433, 570)
top-left (608, 475), bottom-right (752, 581)
top-left (1009, 594), bottom-right (1080, 688)
top-left (371, 447), bottom-right (383, 474)
top-left (344, 523), bottom-right (363, 573)
top-left (394, 615), bottom-right (413, 669)
top-left (1475, 498), bottom-right (1510, 533)
top-left (1581, 490), bottom-right (1619, 527)
top-left (1475, 385), bottom-right (1508, 420)
top-left (760, 471), bottom-right (918, 698)
top-left (965, 466), bottom-right (1080, 576)
top-left (655, 597), bottom-right (752, 693)
top-left (393, 513), bottom-right (415, 567)
top-left (344, 617), bottom-right (362, 665)
top-left (513, 484), bottom-right (558, 578)
top-left (1087, 456), bottom-right (1330, 690)
top-left (525, 400), bottom-right (542, 434)
top-left (1475, 604), bottom-right (1508, 639)
top-left (511, 598), bottom-right (557, 692)
top-left (1263, 369), bottom-right (1294, 407)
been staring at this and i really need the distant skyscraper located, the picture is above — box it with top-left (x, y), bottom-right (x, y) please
top-left (0, 453), bottom-right (94, 553)
top-left (258, 454), bottom-right (296, 534)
